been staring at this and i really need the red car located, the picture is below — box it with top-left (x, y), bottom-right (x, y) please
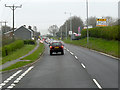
top-left (49, 42), bottom-right (64, 55)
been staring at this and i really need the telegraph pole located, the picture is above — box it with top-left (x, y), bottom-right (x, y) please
top-left (0, 21), bottom-right (8, 33)
top-left (5, 4), bottom-right (22, 40)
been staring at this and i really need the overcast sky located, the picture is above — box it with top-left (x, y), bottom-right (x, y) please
top-left (0, 0), bottom-right (119, 35)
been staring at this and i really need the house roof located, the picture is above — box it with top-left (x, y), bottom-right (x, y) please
top-left (4, 25), bottom-right (34, 35)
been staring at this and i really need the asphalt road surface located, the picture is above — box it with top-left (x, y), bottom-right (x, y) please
top-left (1, 42), bottom-right (119, 89)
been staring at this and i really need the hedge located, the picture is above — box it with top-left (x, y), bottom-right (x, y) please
top-left (81, 25), bottom-right (119, 41)
top-left (24, 40), bottom-right (35, 45)
top-left (2, 40), bottom-right (24, 57)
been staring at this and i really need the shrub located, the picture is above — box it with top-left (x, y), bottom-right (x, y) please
top-left (2, 40), bottom-right (24, 57)
top-left (81, 25), bottom-right (119, 41)
top-left (24, 40), bottom-right (35, 45)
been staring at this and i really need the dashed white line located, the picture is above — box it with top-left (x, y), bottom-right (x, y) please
top-left (81, 63), bottom-right (86, 69)
top-left (7, 66), bottom-right (34, 89)
top-left (70, 52), bottom-right (74, 55)
top-left (93, 79), bottom-right (102, 89)
top-left (0, 70), bottom-right (22, 88)
top-left (67, 49), bottom-right (69, 52)
top-left (75, 56), bottom-right (78, 59)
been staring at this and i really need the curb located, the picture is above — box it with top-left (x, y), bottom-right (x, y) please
top-left (65, 43), bottom-right (119, 60)
top-left (1, 45), bottom-right (45, 74)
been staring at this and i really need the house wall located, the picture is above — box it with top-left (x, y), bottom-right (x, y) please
top-left (14, 27), bottom-right (32, 40)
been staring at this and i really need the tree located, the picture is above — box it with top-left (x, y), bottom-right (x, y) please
top-left (1, 25), bottom-right (11, 34)
top-left (105, 16), bottom-right (118, 26)
top-left (48, 25), bottom-right (59, 37)
top-left (86, 16), bottom-right (96, 28)
top-left (58, 16), bottom-right (84, 38)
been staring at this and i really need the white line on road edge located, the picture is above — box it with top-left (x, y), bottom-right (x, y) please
top-left (70, 52), bottom-right (74, 55)
top-left (0, 70), bottom-right (22, 88)
top-left (81, 63), bottom-right (86, 69)
top-left (91, 50), bottom-right (119, 60)
top-left (93, 79), bottom-right (102, 89)
top-left (7, 66), bottom-right (34, 89)
top-left (75, 56), bottom-right (78, 59)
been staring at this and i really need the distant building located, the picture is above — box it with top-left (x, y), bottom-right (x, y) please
top-left (14, 26), bottom-right (34, 40)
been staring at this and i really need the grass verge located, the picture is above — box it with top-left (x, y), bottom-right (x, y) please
top-left (63, 37), bottom-right (119, 58)
top-left (0, 44), bottom-right (36, 65)
top-left (2, 43), bottom-right (44, 71)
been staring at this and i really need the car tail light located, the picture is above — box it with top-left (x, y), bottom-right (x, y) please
top-left (50, 46), bottom-right (52, 49)
top-left (61, 46), bottom-right (64, 48)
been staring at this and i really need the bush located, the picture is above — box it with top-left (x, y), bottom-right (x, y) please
top-left (81, 25), bottom-right (119, 41)
top-left (24, 40), bottom-right (35, 45)
top-left (2, 40), bottom-right (24, 57)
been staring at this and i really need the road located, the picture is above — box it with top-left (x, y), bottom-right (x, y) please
top-left (0, 42), bottom-right (118, 89)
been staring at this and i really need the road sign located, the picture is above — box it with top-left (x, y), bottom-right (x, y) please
top-left (96, 18), bottom-right (107, 27)
top-left (69, 31), bottom-right (72, 35)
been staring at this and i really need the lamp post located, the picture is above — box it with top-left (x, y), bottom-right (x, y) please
top-left (86, 0), bottom-right (89, 45)
top-left (64, 12), bottom-right (72, 41)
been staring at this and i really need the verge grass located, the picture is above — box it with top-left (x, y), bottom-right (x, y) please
top-left (2, 43), bottom-right (44, 71)
top-left (63, 37), bottom-right (119, 57)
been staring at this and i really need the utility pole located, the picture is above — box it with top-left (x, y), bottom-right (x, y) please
top-left (65, 22), bottom-right (67, 40)
top-left (5, 4), bottom-right (22, 40)
top-left (86, 0), bottom-right (89, 45)
top-left (0, 21), bottom-right (8, 34)
top-left (65, 12), bottom-right (72, 41)
top-left (61, 28), bottom-right (62, 40)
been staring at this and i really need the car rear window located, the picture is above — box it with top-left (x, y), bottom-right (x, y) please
top-left (52, 42), bottom-right (62, 46)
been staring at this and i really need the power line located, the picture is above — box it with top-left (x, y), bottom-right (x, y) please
top-left (5, 4), bottom-right (22, 40)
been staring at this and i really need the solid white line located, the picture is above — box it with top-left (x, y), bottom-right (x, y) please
top-left (91, 49), bottom-right (119, 60)
top-left (81, 63), bottom-right (86, 69)
top-left (93, 79), bottom-right (102, 89)
top-left (75, 56), bottom-right (78, 59)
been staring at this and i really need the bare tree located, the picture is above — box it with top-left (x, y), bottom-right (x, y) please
top-left (86, 16), bottom-right (96, 28)
top-left (48, 25), bottom-right (59, 37)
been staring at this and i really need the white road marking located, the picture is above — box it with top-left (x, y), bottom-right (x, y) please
top-left (7, 66), bottom-right (34, 89)
top-left (70, 52), bottom-right (74, 55)
top-left (67, 49), bottom-right (69, 52)
top-left (91, 50), bottom-right (119, 60)
top-left (0, 70), bottom-right (22, 88)
top-left (11, 84), bottom-right (15, 86)
top-left (93, 79), bottom-right (102, 89)
top-left (81, 63), bottom-right (86, 69)
top-left (7, 85), bottom-right (14, 89)
top-left (75, 56), bottom-right (78, 59)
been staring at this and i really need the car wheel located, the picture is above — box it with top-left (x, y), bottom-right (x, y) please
top-left (50, 51), bottom-right (52, 55)
top-left (61, 51), bottom-right (64, 55)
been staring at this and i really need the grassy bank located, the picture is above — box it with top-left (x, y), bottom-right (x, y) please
top-left (0, 44), bottom-right (36, 65)
top-left (63, 37), bottom-right (119, 57)
top-left (2, 43), bottom-right (44, 71)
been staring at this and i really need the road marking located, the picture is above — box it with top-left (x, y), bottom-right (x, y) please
top-left (7, 66), bottom-right (34, 89)
top-left (70, 52), bottom-right (74, 55)
top-left (91, 50), bottom-right (119, 60)
top-left (67, 49), bottom-right (69, 52)
top-left (0, 70), bottom-right (22, 88)
top-left (75, 56), bottom-right (78, 59)
top-left (93, 79), bottom-right (102, 89)
top-left (81, 63), bottom-right (86, 69)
